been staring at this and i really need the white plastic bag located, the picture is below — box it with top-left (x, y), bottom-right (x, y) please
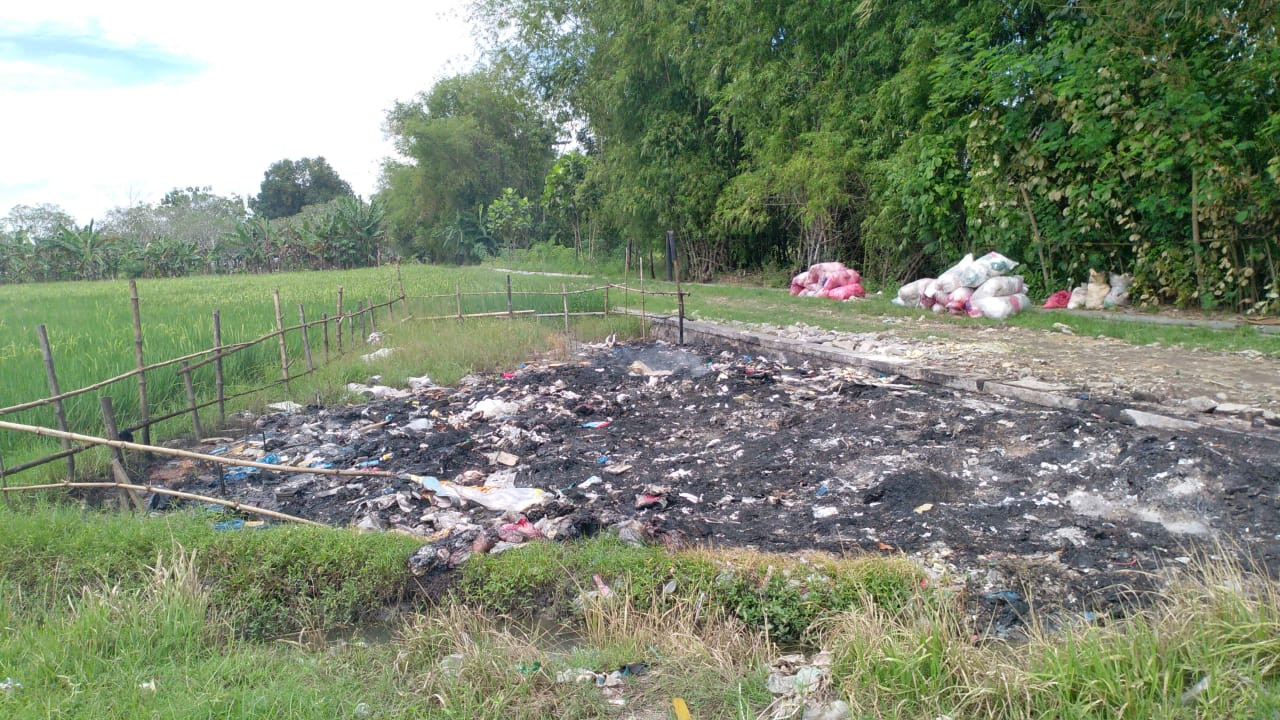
top-left (414, 474), bottom-right (547, 513)
top-left (896, 278), bottom-right (934, 307)
top-left (972, 293), bottom-right (1029, 320)
top-left (956, 251), bottom-right (1019, 288)
top-left (931, 254), bottom-right (975, 296)
top-left (970, 275), bottom-right (1027, 303)
top-left (1104, 273), bottom-right (1132, 308)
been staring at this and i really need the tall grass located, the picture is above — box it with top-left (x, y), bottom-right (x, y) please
top-left (0, 265), bottom-right (633, 480)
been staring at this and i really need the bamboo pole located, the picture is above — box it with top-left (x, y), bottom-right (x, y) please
top-left (623, 239), bottom-right (631, 316)
top-left (212, 310), bottom-right (225, 427)
top-left (273, 290), bottom-right (290, 389)
top-left (351, 301), bottom-right (359, 345)
top-left (99, 396), bottom-right (143, 510)
top-left (561, 283), bottom-right (570, 332)
top-left (640, 263), bottom-right (648, 339)
top-left (604, 284), bottom-right (610, 316)
top-left (0, 419), bottom-right (396, 480)
top-left (506, 274), bottom-right (514, 319)
top-left (129, 280), bottom-right (150, 445)
top-left (3, 481), bottom-right (322, 526)
top-left (336, 287), bottom-right (344, 354)
top-left (180, 361), bottom-right (203, 440)
top-left (298, 305), bottom-right (314, 372)
top-left (396, 258), bottom-right (405, 298)
top-left (322, 313), bottom-right (330, 365)
top-left (0, 449), bottom-right (7, 506)
top-left (36, 324), bottom-right (74, 481)
top-left (455, 283), bottom-right (463, 321)
top-left (357, 300), bottom-right (367, 342)
top-left (675, 257), bottom-right (685, 346)
top-left (366, 297), bottom-right (376, 334)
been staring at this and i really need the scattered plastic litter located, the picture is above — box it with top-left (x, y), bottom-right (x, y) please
top-left (1, 677), bottom-right (22, 693)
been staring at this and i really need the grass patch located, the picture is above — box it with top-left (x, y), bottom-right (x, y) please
top-left (0, 502), bottom-right (424, 640)
top-left (458, 535), bottom-right (922, 646)
top-left (1, 505), bottom-right (1279, 718)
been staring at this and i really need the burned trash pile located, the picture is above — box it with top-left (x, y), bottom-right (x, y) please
top-left (155, 338), bottom-right (1280, 615)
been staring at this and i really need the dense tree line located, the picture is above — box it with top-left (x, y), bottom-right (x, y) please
top-left (381, 0), bottom-right (1274, 311)
top-left (0, 158), bottom-right (388, 284)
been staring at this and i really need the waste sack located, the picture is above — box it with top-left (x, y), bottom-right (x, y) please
top-left (970, 293), bottom-right (1029, 320)
top-left (827, 283), bottom-right (865, 301)
top-left (1042, 289), bottom-right (1071, 309)
top-left (930, 253), bottom-right (975, 296)
top-left (1084, 269), bottom-right (1110, 310)
top-left (1104, 273), bottom-right (1132, 308)
top-left (893, 278), bottom-right (934, 307)
top-left (956, 251), bottom-right (1019, 288)
top-left (970, 275), bottom-right (1026, 304)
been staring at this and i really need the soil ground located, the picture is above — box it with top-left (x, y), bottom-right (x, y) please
top-left (149, 323), bottom-right (1280, 636)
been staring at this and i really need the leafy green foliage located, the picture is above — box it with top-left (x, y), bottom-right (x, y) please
top-left (250, 157), bottom-right (353, 220)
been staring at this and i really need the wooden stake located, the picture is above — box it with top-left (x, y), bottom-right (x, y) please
top-left (358, 300), bottom-right (367, 342)
top-left (336, 286), bottom-right (344, 354)
top-left (99, 396), bottom-right (143, 510)
top-left (129, 280), bottom-right (150, 445)
top-left (396, 258), bottom-right (405, 298)
top-left (640, 263), bottom-right (648, 339)
top-left (322, 312), bottom-right (330, 365)
top-left (36, 324), bottom-right (74, 481)
top-left (272, 290), bottom-right (290, 389)
top-left (604, 284), bottom-right (610, 316)
top-left (562, 283), bottom-right (570, 333)
top-left (180, 361), bottom-right (203, 440)
top-left (298, 304), bottom-right (314, 371)
top-left (675, 257), bottom-right (685, 346)
top-left (212, 310), bottom-right (225, 427)
top-left (0, 449), bottom-right (7, 506)
top-left (623, 239), bottom-right (631, 315)
top-left (367, 298), bottom-right (376, 334)
top-left (506, 274), bottom-right (514, 319)
top-left (455, 283), bottom-right (463, 321)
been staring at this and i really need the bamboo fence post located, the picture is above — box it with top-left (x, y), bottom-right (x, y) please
top-left (387, 290), bottom-right (395, 321)
top-left (455, 283), bottom-right (463, 321)
top-left (298, 305), bottom-right (314, 372)
top-left (350, 302), bottom-right (358, 345)
top-left (675, 257), bottom-right (685, 346)
top-left (357, 301), bottom-right (367, 342)
top-left (129, 280), bottom-right (150, 445)
top-left (506, 274), bottom-right (514, 319)
top-left (623, 239), bottom-right (631, 315)
top-left (561, 283), bottom-right (570, 333)
top-left (272, 290), bottom-right (290, 389)
top-left (322, 313), bottom-right (330, 365)
top-left (180, 361), bottom-right (203, 440)
top-left (36, 324), bottom-right (74, 481)
top-left (640, 263), bottom-right (647, 339)
top-left (396, 259), bottom-right (405, 298)
top-left (0, 450), bottom-right (7, 506)
top-left (336, 287), bottom-right (344, 354)
top-left (604, 284), bottom-right (610, 316)
top-left (212, 310), bottom-right (225, 427)
top-left (99, 396), bottom-right (143, 510)
top-left (367, 298), bottom-right (376, 334)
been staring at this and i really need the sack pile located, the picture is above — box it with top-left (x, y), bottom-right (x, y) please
top-left (789, 261), bottom-right (866, 301)
top-left (1058, 270), bottom-right (1133, 310)
top-left (892, 252), bottom-right (1029, 320)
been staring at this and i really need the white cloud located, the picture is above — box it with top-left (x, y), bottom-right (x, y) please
top-left (0, 0), bottom-right (478, 223)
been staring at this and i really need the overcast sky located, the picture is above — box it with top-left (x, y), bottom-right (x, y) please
top-left (0, 0), bottom-right (477, 224)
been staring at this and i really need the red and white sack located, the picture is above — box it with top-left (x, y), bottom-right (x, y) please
top-left (790, 272), bottom-right (809, 296)
top-left (971, 293), bottom-right (1029, 320)
top-left (970, 275), bottom-right (1027, 303)
top-left (945, 286), bottom-right (974, 312)
top-left (828, 283), bottom-right (866, 300)
top-left (894, 278), bottom-right (934, 307)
